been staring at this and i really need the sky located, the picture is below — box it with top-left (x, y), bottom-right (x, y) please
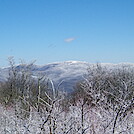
top-left (0, 0), bottom-right (134, 67)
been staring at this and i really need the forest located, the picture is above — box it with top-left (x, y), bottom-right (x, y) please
top-left (0, 58), bottom-right (134, 134)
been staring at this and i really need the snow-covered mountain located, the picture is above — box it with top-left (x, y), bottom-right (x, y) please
top-left (33, 61), bottom-right (91, 91)
top-left (0, 61), bottom-right (134, 92)
top-left (0, 61), bottom-right (90, 92)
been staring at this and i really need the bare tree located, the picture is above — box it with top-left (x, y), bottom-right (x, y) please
top-left (78, 64), bottom-right (134, 133)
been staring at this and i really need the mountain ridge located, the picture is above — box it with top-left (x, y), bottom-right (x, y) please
top-left (0, 61), bottom-right (134, 92)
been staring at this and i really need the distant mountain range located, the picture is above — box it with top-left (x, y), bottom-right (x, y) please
top-left (0, 61), bottom-right (134, 92)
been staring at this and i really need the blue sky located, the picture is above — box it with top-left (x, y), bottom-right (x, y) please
top-left (0, 0), bottom-right (134, 67)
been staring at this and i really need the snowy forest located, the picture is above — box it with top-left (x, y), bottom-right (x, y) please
top-left (0, 58), bottom-right (134, 134)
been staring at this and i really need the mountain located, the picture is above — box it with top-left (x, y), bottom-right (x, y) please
top-left (0, 61), bottom-right (134, 92)
top-left (0, 61), bottom-right (90, 92)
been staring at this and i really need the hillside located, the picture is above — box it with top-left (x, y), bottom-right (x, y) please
top-left (0, 61), bottom-right (134, 92)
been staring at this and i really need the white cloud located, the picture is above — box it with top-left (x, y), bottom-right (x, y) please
top-left (64, 37), bottom-right (75, 43)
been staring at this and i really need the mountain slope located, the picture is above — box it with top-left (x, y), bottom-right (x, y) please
top-left (31, 61), bottom-right (90, 92)
top-left (0, 61), bottom-right (134, 92)
top-left (0, 61), bottom-right (90, 92)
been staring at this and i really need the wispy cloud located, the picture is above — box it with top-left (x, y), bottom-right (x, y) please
top-left (48, 44), bottom-right (56, 48)
top-left (64, 37), bottom-right (76, 43)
